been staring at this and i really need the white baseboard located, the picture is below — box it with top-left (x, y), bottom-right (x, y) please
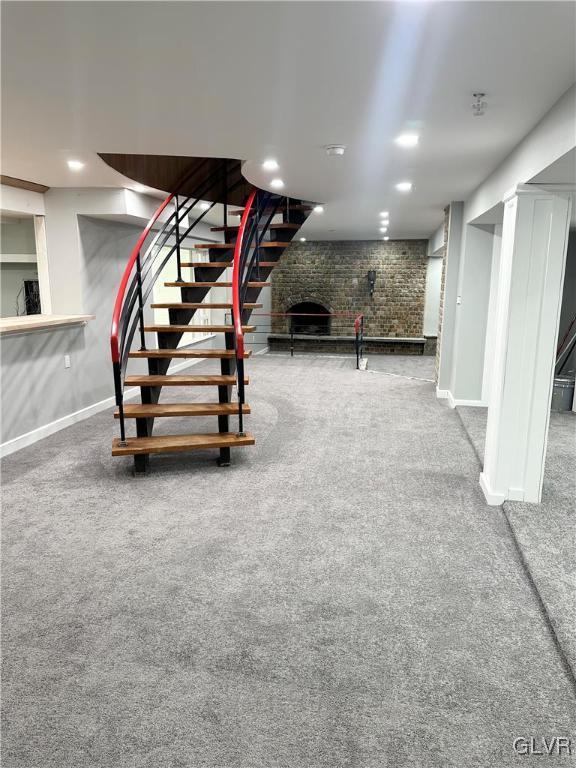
top-left (0, 355), bottom-right (208, 458)
top-left (453, 398), bottom-right (488, 408)
top-left (436, 388), bottom-right (449, 400)
top-left (479, 472), bottom-right (506, 506)
top-left (444, 389), bottom-right (487, 409)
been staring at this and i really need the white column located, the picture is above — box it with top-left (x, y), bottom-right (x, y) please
top-left (480, 185), bottom-right (572, 505)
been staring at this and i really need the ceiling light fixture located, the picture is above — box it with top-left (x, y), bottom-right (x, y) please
top-left (270, 178), bottom-right (284, 189)
top-left (324, 144), bottom-right (346, 157)
top-left (395, 133), bottom-right (419, 148)
top-left (395, 181), bottom-right (413, 192)
top-left (262, 159), bottom-right (279, 171)
top-left (300, 237), bottom-right (306, 242)
top-left (472, 92), bottom-right (487, 117)
top-left (380, 227), bottom-right (388, 233)
top-left (383, 236), bottom-right (390, 241)
top-left (313, 205), bottom-right (324, 214)
top-left (67, 159), bottom-right (84, 171)
top-left (380, 211), bottom-right (389, 217)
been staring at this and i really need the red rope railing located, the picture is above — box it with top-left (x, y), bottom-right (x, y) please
top-left (110, 191), bottom-right (175, 363)
top-left (231, 187), bottom-right (257, 361)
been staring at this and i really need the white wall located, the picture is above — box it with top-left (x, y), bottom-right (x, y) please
top-left (427, 223), bottom-right (445, 257)
top-left (423, 257), bottom-right (442, 337)
top-left (449, 223), bottom-right (495, 404)
top-left (464, 84), bottom-right (575, 224)
top-left (482, 225), bottom-right (502, 403)
top-left (439, 84), bottom-right (576, 403)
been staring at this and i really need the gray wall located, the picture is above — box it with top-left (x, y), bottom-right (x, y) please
top-left (1, 217), bottom-right (142, 443)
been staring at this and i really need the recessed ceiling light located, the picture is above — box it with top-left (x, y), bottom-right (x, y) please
top-left (383, 236), bottom-right (390, 241)
top-left (199, 201), bottom-right (211, 210)
top-left (324, 144), bottom-right (346, 157)
top-left (300, 237), bottom-right (306, 242)
top-left (395, 181), bottom-right (413, 192)
top-left (313, 205), bottom-right (324, 214)
top-left (380, 211), bottom-right (389, 217)
top-left (270, 178), bottom-right (284, 189)
top-left (262, 159), bottom-right (279, 172)
top-left (380, 227), bottom-right (388, 233)
top-left (67, 159), bottom-right (84, 171)
top-left (395, 133), bottom-right (419, 148)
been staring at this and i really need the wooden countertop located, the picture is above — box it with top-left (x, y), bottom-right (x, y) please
top-left (0, 314), bottom-right (95, 335)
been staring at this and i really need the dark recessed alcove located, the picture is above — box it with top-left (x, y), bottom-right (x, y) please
top-left (287, 301), bottom-right (331, 335)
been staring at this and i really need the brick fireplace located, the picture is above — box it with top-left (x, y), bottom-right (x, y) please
top-left (270, 239), bottom-right (431, 354)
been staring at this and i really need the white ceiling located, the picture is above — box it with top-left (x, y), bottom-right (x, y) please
top-left (2, 1), bottom-right (575, 240)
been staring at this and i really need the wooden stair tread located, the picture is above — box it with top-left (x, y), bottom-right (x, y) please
top-left (181, 262), bottom-right (231, 268)
top-left (143, 324), bottom-right (255, 333)
top-left (125, 374), bottom-right (248, 386)
top-left (181, 262), bottom-right (278, 269)
top-left (128, 349), bottom-right (252, 359)
top-left (194, 242), bottom-right (290, 249)
top-left (210, 222), bottom-right (300, 232)
top-left (230, 205), bottom-right (312, 215)
top-left (114, 403), bottom-right (251, 418)
top-left (112, 432), bottom-right (255, 456)
top-left (164, 281), bottom-right (270, 288)
top-left (150, 303), bottom-right (261, 309)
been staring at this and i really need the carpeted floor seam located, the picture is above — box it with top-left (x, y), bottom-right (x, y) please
top-left (454, 404), bottom-right (576, 692)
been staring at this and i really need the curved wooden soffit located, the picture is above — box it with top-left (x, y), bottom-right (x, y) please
top-left (98, 153), bottom-right (252, 206)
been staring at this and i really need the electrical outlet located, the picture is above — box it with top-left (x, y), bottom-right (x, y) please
top-left (64, 354), bottom-right (71, 369)
top-left (456, 296), bottom-right (462, 305)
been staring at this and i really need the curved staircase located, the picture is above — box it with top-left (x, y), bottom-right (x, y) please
top-left (110, 158), bottom-right (311, 473)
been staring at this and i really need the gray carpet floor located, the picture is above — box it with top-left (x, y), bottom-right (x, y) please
top-left (457, 405), bottom-right (576, 679)
top-left (2, 355), bottom-right (575, 768)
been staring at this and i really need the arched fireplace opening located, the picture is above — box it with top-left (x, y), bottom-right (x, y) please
top-left (288, 301), bottom-right (331, 335)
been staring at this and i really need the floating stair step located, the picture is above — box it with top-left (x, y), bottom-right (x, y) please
top-left (194, 242), bottom-right (290, 249)
top-left (128, 349), bottom-right (252, 359)
top-left (112, 432), bottom-right (255, 456)
top-left (210, 222), bottom-right (300, 232)
top-left (164, 281), bottom-right (270, 288)
top-left (181, 262), bottom-right (232, 268)
top-left (230, 205), bottom-right (313, 216)
top-left (150, 302), bottom-right (262, 309)
top-left (181, 262), bottom-right (278, 269)
top-left (143, 324), bottom-right (255, 333)
top-left (125, 374), bottom-right (248, 387)
top-left (115, 403), bottom-right (251, 418)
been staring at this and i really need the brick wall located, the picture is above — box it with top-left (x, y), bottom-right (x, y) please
top-left (271, 239), bottom-right (428, 338)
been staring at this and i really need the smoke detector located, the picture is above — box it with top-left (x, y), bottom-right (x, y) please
top-left (472, 93), bottom-right (487, 117)
top-left (325, 144), bottom-right (346, 157)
